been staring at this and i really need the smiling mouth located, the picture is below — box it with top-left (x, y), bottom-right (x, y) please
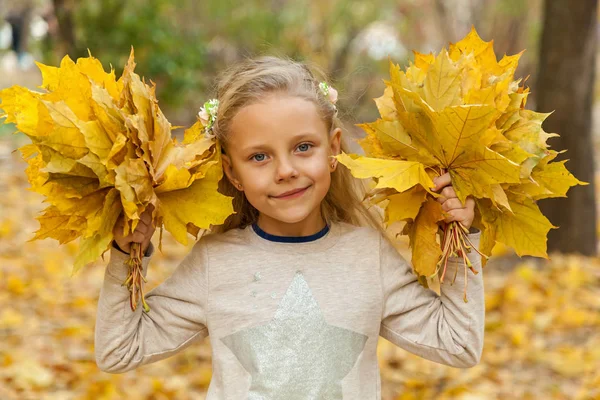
top-left (272, 186), bottom-right (311, 199)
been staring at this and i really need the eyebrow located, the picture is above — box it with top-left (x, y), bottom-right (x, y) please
top-left (240, 132), bottom-right (321, 153)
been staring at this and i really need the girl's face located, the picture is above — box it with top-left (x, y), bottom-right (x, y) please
top-left (222, 93), bottom-right (341, 234)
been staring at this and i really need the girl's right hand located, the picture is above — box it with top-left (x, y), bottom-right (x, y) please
top-left (112, 204), bottom-right (156, 255)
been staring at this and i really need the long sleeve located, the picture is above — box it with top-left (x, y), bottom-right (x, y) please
top-left (95, 239), bottom-right (210, 373)
top-left (379, 229), bottom-right (484, 368)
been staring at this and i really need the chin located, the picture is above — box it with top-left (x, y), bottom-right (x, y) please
top-left (268, 208), bottom-right (316, 224)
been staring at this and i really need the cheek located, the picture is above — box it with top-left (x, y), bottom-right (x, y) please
top-left (305, 157), bottom-right (332, 189)
top-left (313, 159), bottom-right (332, 180)
top-left (239, 168), bottom-right (270, 194)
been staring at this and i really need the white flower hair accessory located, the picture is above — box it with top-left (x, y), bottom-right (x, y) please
top-left (318, 81), bottom-right (338, 112)
top-left (198, 98), bottom-right (219, 137)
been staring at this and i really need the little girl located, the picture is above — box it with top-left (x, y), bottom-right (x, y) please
top-left (96, 56), bottom-right (484, 399)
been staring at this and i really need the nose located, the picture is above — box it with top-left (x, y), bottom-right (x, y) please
top-left (275, 156), bottom-right (298, 182)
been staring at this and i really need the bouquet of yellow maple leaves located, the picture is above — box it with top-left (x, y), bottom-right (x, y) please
top-left (0, 48), bottom-right (234, 312)
top-left (336, 28), bottom-right (586, 301)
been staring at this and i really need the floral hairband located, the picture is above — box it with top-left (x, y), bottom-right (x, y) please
top-left (198, 82), bottom-right (335, 137)
top-left (319, 82), bottom-right (338, 112)
top-left (198, 98), bottom-right (219, 138)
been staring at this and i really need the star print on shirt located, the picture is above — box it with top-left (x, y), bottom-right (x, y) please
top-left (220, 271), bottom-right (368, 399)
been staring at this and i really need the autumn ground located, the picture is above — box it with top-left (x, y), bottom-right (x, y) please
top-left (1, 66), bottom-right (600, 400)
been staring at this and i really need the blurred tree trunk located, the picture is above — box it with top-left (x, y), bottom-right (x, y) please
top-left (535, 0), bottom-right (598, 255)
top-left (5, 1), bottom-right (34, 56)
top-left (329, 25), bottom-right (359, 82)
top-left (52, 0), bottom-right (79, 58)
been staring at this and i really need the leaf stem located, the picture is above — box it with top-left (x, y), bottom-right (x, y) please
top-left (438, 220), bottom-right (483, 303)
top-left (122, 242), bottom-right (151, 313)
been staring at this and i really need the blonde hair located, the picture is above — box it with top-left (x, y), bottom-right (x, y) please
top-left (209, 55), bottom-right (384, 235)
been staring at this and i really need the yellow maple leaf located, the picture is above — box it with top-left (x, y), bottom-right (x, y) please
top-left (334, 152), bottom-right (436, 195)
top-left (337, 26), bottom-right (586, 286)
top-left (478, 194), bottom-right (557, 258)
top-left (158, 144), bottom-right (233, 245)
top-left (408, 198), bottom-right (444, 277)
top-left (384, 186), bottom-right (427, 225)
top-left (373, 86), bottom-right (397, 121)
top-left (357, 118), bottom-right (438, 165)
top-left (0, 48), bottom-right (235, 284)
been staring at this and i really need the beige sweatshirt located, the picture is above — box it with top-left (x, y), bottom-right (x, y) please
top-left (95, 221), bottom-right (484, 399)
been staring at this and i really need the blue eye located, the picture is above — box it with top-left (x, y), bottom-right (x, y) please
top-left (297, 143), bottom-right (312, 152)
top-left (251, 154), bottom-right (266, 162)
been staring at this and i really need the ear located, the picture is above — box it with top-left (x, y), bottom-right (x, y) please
top-left (221, 153), bottom-right (243, 190)
top-left (329, 127), bottom-right (342, 171)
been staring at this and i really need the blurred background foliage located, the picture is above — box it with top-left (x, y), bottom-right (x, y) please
top-left (0, 0), bottom-right (544, 125)
top-left (0, 0), bottom-right (599, 398)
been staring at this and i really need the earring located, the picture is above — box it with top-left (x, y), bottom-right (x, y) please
top-left (237, 183), bottom-right (243, 190)
top-left (330, 160), bottom-right (337, 170)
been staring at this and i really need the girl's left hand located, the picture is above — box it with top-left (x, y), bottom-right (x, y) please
top-left (431, 172), bottom-right (475, 230)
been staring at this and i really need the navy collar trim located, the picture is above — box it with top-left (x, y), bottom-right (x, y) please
top-left (251, 223), bottom-right (330, 243)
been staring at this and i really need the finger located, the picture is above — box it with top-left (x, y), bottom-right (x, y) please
top-left (465, 196), bottom-right (475, 210)
top-left (141, 208), bottom-right (153, 224)
top-left (432, 172), bottom-right (451, 191)
top-left (116, 241), bottom-right (131, 253)
top-left (140, 216), bottom-right (151, 228)
top-left (441, 198), bottom-right (465, 212)
top-left (138, 218), bottom-right (153, 234)
top-left (136, 218), bottom-right (149, 231)
top-left (441, 186), bottom-right (456, 199)
top-left (443, 209), bottom-right (473, 227)
top-left (443, 209), bottom-right (462, 223)
top-left (135, 224), bottom-right (148, 235)
top-left (132, 231), bottom-right (146, 243)
top-left (436, 187), bottom-right (457, 204)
